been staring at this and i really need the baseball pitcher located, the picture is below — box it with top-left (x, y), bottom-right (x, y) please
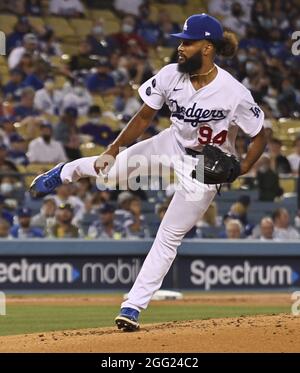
top-left (30, 14), bottom-right (266, 331)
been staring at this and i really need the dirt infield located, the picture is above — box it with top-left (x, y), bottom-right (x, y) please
top-left (1, 314), bottom-right (300, 352)
top-left (1, 293), bottom-right (300, 352)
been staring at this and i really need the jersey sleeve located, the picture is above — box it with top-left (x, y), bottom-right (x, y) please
top-left (233, 90), bottom-right (264, 138)
top-left (138, 68), bottom-right (167, 110)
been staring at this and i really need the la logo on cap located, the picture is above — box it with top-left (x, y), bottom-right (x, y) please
top-left (183, 20), bottom-right (188, 31)
top-left (205, 31), bottom-right (211, 36)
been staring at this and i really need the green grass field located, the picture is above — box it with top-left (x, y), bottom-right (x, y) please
top-left (0, 301), bottom-right (289, 336)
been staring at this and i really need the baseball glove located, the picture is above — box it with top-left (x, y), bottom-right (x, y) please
top-left (189, 144), bottom-right (241, 185)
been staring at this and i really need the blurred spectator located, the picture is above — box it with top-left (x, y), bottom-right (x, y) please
top-left (40, 28), bottom-right (62, 57)
top-left (112, 15), bottom-right (147, 56)
top-left (136, 2), bottom-right (160, 45)
top-left (2, 68), bottom-right (25, 101)
top-left (113, 0), bottom-right (145, 17)
top-left (258, 217), bottom-right (276, 240)
top-left (225, 219), bottom-right (243, 239)
top-left (257, 155), bottom-right (283, 201)
top-left (277, 78), bottom-right (299, 118)
top-left (0, 175), bottom-right (23, 203)
top-left (125, 196), bottom-right (150, 239)
top-left (208, 0), bottom-right (239, 19)
top-left (26, 0), bottom-right (42, 16)
top-left (54, 106), bottom-right (82, 160)
top-left (53, 183), bottom-right (84, 215)
top-left (14, 87), bottom-right (40, 120)
top-left (69, 40), bottom-right (96, 72)
top-left (6, 17), bottom-right (33, 54)
top-left (8, 33), bottom-right (39, 70)
top-left (242, 60), bottom-right (269, 103)
top-left (49, 203), bottom-right (79, 238)
top-left (0, 195), bottom-right (14, 225)
top-left (0, 0), bottom-right (25, 14)
top-left (34, 77), bottom-right (63, 115)
top-left (75, 195), bottom-right (98, 236)
top-left (7, 134), bottom-right (28, 166)
top-left (0, 144), bottom-right (19, 173)
top-left (268, 138), bottom-right (291, 174)
top-left (22, 57), bottom-right (49, 91)
top-left (272, 208), bottom-right (300, 240)
top-left (61, 78), bottom-right (93, 116)
top-left (74, 178), bottom-right (93, 201)
top-left (31, 197), bottom-right (57, 232)
top-left (110, 52), bottom-right (130, 86)
top-left (49, 0), bottom-right (85, 17)
top-left (10, 207), bottom-right (44, 238)
top-left (0, 117), bottom-right (18, 147)
top-left (80, 105), bottom-right (116, 146)
top-left (288, 137), bottom-right (300, 175)
top-left (88, 203), bottom-right (125, 239)
top-left (157, 11), bottom-right (181, 48)
top-left (115, 191), bottom-right (135, 224)
top-left (0, 218), bottom-right (11, 238)
top-left (86, 57), bottom-right (118, 96)
top-left (114, 84), bottom-right (141, 118)
top-left (27, 122), bottom-right (67, 164)
top-left (86, 19), bottom-right (117, 57)
top-left (222, 2), bottom-right (249, 38)
top-left (197, 202), bottom-right (218, 228)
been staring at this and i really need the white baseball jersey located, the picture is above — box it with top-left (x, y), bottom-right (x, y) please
top-left (138, 63), bottom-right (264, 155)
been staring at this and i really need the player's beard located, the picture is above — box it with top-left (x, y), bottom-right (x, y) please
top-left (177, 50), bottom-right (203, 74)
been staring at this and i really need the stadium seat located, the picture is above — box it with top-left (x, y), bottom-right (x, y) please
top-left (160, 4), bottom-right (187, 24)
top-left (28, 16), bottom-right (45, 30)
top-left (69, 19), bottom-right (93, 37)
top-left (279, 178), bottom-right (296, 193)
top-left (61, 43), bottom-right (79, 55)
top-left (0, 14), bottom-right (18, 33)
top-left (104, 20), bottom-right (121, 34)
top-left (89, 9), bottom-right (119, 22)
top-left (45, 17), bottom-right (75, 37)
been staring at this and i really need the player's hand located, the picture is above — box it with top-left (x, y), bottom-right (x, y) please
top-left (94, 145), bottom-right (118, 176)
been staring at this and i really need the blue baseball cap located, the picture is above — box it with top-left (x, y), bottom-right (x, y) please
top-left (171, 13), bottom-right (223, 41)
top-left (17, 207), bottom-right (32, 217)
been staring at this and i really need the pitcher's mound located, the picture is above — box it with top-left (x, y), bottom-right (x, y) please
top-left (0, 313), bottom-right (299, 352)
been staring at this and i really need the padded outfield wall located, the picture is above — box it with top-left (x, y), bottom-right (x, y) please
top-left (0, 239), bottom-right (299, 291)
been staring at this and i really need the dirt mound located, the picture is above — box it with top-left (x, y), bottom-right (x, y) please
top-left (1, 314), bottom-right (299, 352)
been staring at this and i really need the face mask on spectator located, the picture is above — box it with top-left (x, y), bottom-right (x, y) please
top-left (74, 87), bottom-right (85, 96)
top-left (122, 23), bottom-right (134, 34)
top-left (93, 26), bottom-right (103, 35)
top-left (90, 117), bottom-right (100, 124)
top-left (0, 183), bottom-right (14, 195)
top-left (245, 62), bottom-right (257, 75)
top-left (237, 53), bottom-right (247, 63)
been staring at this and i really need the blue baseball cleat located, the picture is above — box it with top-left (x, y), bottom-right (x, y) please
top-left (115, 307), bottom-right (140, 332)
top-left (29, 163), bottom-right (65, 198)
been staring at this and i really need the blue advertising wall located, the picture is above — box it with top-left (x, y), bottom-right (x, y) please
top-left (0, 239), bottom-right (299, 291)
